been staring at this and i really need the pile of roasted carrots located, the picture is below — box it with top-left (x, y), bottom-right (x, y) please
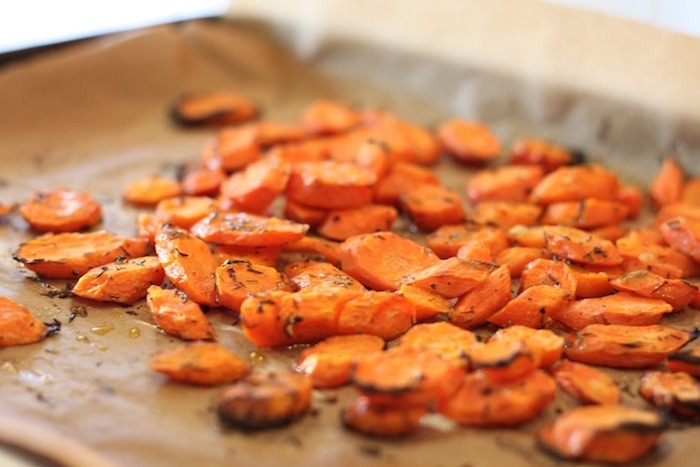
top-left (2, 92), bottom-right (700, 464)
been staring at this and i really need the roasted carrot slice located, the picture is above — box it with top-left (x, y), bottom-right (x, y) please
top-left (397, 284), bottom-right (452, 322)
top-left (217, 372), bottom-right (313, 429)
top-left (154, 196), bottom-right (215, 229)
top-left (509, 137), bottom-right (581, 172)
top-left (283, 199), bottom-right (328, 230)
top-left (403, 257), bottom-right (494, 299)
top-left (281, 236), bottom-right (342, 266)
top-left (266, 139), bottom-right (332, 164)
top-left (667, 348), bottom-right (700, 377)
top-left (137, 213), bottom-right (166, 244)
top-left (488, 285), bottom-right (569, 329)
top-left (456, 240), bottom-right (494, 263)
top-left (401, 184), bottom-right (465, 232)
top-left (538, 405), bottom-right (665, 464)
top-left (295, 334), bottom-right (385, 388)
top-left (341, 396), bottom-right (426, 438)
top-left (72, 256), bottom-right (165, 305)
top-left (569, 264), bottom-right (618, 298)
top-left (590, 223), bottom-right (629, 242)
top-left (396, 322), bottom-right (479, 366)
top-left (171, 91), bottom-right (257, 126)
top-left (301, 99), bottom-right (361, 136)
top-left (150, 342), bottom-right (251, 386)
top-left (180, 167), bottom-right (226, 197)
top-left (639, 371), bottom-right (700, 418)
top-left (494, 246), bottom-right (550, 277)
top-left (543, 225), bottom-right (623, 266)
top-left (550, 292), bottom-right (673, 331)
top-left (490, 325), bottom-right (564, 368)
top-left (215, 260), bottom-right (291, 312)
top-left (352, 140), bottom-right (392, 180)
top-left (529, 164), bottom-right (620, 205)
top-left (465, 165), bottom-right (544, 204)
top-left (200, 126), bottom-right (261, 172)
top-left (122, 175), bottom-right (182, 207)
top-left (450, 264), bottom-right (512, 329)
top-left (660, 216), bottom-right (700, 263)
top-left (351, 347), bottom-right (463, 408)
top-left (468, 339), bottom-right (538, 383)
top-left (373, 161), bottom-right (440, 206)
top-left (155, 226), bottom-right (218, 307)
top-left (437, 118), bottom-right (501, 164)
top-left (469, 201), bottom-right (542, 229)
top-left (191, 212), bottom-right (308, 247)
top-left (19, 187), bottom-right (101, 232)
top-left (286, 161), bottom-right (376, 210)
top-left (650, 156), bottom-right (685, 209)
top-left (564, 323), bottom-right (694, 368)
top-left (146, 285), bottom-right (216, 341)
top-left (541, 198), bottom-right (629, 229)
top-left (284, 260), bottom-right (365, 294)
top-left (426, 224), bottom-right (509, 259)
top-left (340, 231), bottom-right (439, 291)
top-left (14, 230), bottom-right (148, 279)
top-left (681, 177), bottom-right (700, 206)
top-left (520, 258), bottom-right (577, 298)
top-left (219, 156), bottom-right (291, 214)
top-left (507, 224), bottom-right (547, 248)
top-left (551, 360), bottom-right (620, 404)
top-left (616, 230), bottom-right (698, 279)
top-left (398, 120), bottom-right (442, 166)
top-left (655, 202), bottom-right (700, 227)
top-left (610, 270), bottom-right (698, 311)
top-left (440, 370), bottom-right (556, 427)
top-left (213, 244), bottom-right (281, 268)
top-left (239, 293), bottom-right (291, 348)
top-left (317, 204), bottom-right (398, 241)
top-left (616, 184), bottom-right (643, 219)
top-left (337, 291), bottom-right (415, 340)
top-left (253, 121), bottom-right (307, 147)
top-left (0, 296), bottom-right (47, 347)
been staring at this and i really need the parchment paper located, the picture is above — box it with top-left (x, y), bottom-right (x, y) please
top-left (1, 7), bottom-right (700, 467)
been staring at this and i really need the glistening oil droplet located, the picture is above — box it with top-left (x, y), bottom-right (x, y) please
top-left (249, 351), bottom-right (266, 365)
top-left (128, 327), bottom-right (140, 338)
top-left (90, 324), bottom-right (114, 336)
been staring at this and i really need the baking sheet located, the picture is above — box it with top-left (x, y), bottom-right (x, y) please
top-left (1, 13), bottom-right (700, 467)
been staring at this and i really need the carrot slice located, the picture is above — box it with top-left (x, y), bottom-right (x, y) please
top-left (137, 213), bottom-right (166, 244)
top-left (286, 161), bottom-right (376, 210)
top-left (284, 260), bottom-right (365, 293)
top-left (450, 264), bottom-right (512, 329)
top-left (341, 396), bottom-right (426, 438)
top-left (509, 137), bottom-right (581, 172)
top-left (538, 405), bottom-right (665, 464)
top-left (610, 270), bottom-right (698, 311)
top-left (403, 257), bottom-right (494, 299)
top-left (543, 225), bottom-right (623, 266)
top-left (336, 291), bottom-right (416, 340)
top-left (681, 177), bottom-right (700, 206)
top-left (352, 140), bottom-right (392, 180)
top-left (171, 91), bottom-right (257, 126)
top-left (317, 204), bottom-right (398, 241)
top-left (122, 175), bottom-right (182, 207)
top-left (219, 156), bottom-right (291, 214)
top-left (439, 370), bottom-right (556, 427)
top-left (541, 198), bottom-right (629, 229)
top-left (0, 296), bottom-right (47, 347)
top-left (564, 323), bottom-right (694, 368)
top-left (253, 121), bottom-right (307, 147)
top-left (655, 202), bottom-right (700, 227)
top-left (616, 184), bottom-right (643, 219)
top-left (426, 224), bottom-right (509, 259)
top-left (529, 164), bottom-right (620, 205)
top-left (437, 118), bottom-right (501, 164)
top-left (396, 322), bottom-right (479, 366)
top-left (590, 223), bottom-right (629, 242)
top-left (639, 370), bottom-right (700, 418)
top-left (239, 293), bottom-right (291, 348)
top-left (281, 236), bottom-right (342, 266)
top-left (507, 224), bottom-right (547, 248)
top-left (301, 99), bottom-right (361, 136)
top-left (213, 244), bottom-right (281, 268)
top-left (72, 256), bottom-right (165, 305)
top-left (217, 372), bottom-right (312, 429)
top-left (650, 156), bottom-right (685, 209)
top-left (569, 264), bottom-right (618, 298)
top-left (551, 360), bottom-right (620, 404)
top-left (191, 212), bottom-right (308, 246)
top-left (155, 226), bottom-right (218, 307)
top-left (154, 196), bottom-right (215, 229)
top-left (667, 348), bottom-right (700, 377)
top-left (401, 184), bottom-right (465, 232)
top-left (150, 342), bottom-right (251, 386)
top-left (550, 292), bottom-right (673, 331)
top-left (19, 187), bottom-right (101, 232)
top-left (0, 203), bottom-right (15, 216)
top-left (520, 258), bottom-right (577, 298)
top-left (466, 165), bottom-right (544, 204)
top-left (373, 161), bottom-right (440, 206)
top-left (14, 230), bottom-right (148, 279)
top-left (616, 230), bottom-right (698, 279)
top-left (468, 339), bottom-right (538, 383)
top-left (146, 285), bottom-right (216, 341)
top-left (340, 231), bottom-right (439, 291)
top-left (215, 260), bottom-right (291, 312)
top-left (495, 246), bottom-right (551, 277)
top-left (397, 284), bottom-right (453, 322)
top-left (488, 285), bottom-right (569, 329)
top-left (659, 216), bottom-right (700, 263)
top-left (295, 334), bottom-right (385, 388)
top-left (469, 201), bottom-right (542, 229)
top-left (456, 240), bottom-right (494, 263)
top-left (200, 126), bottom-right (261, 172)
top-left (180, 167), bottom-right (225, 197)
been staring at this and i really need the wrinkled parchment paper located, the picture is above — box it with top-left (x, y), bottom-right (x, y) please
top-left (1, 6), bottom-right (700, 467)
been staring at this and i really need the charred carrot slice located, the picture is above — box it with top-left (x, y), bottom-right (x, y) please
top-left (520, 258), bottom-right (577, 298)
top-left (340, 231), bottom-right (439, 291)
top-left (191, 212), bottom-right (308, 246)
top-left (541, 198), bottom-right (629, 229)
top-left (155, 226), bottom-right (218, 307)
top-left (215, 260), bottom-right (291, 312)
top-left (146, 285), bottom-right (216, 341)
top-left (281, 236), bottom-right (342, 266)
top-left (469, 201), bottom-right (542, 229)
top-left (200, 126), bottom-right (261, 172)
top-left (0, 296), bottom-right (47, 347)
top-left (154, 196), bottom-right (215, 229)
top-left (550, 292), bottom-right (673, 331)
top-left (317, 204), bottom-right (398, 241)
top-left (403, 257), bottom-right (494, 299)
top-left (543, 225), bottom-right (623, 266)
top-left (465, 165), bottom-right (544, 204)
top-left (468, 339), bottom-right (538, 383)
top-left (510, 137), bottom-right (581, 172)
top-left (529, 164), bottom-right (620, 205)
top-left (401, 184), bottom-right (465, 232)
top-left (426, 224), bottom-right (509, 259)
top-left (538, 405), bottom-right (665, 464)
top-left (301, 99), bottom-right (361, 136)
top-left (551, 360), bottom-right (620, 404)
top-left (14, 230), bottom-right (148, 279)
top-left (219, 156), bottom-right (291, 214)
top-left (122, 175), bottom-right (182, 207)
top-left (351, 347), bottom-right (463, 408)
top-left (286, 161), bottom-right (376, 210)
top-left (150, 342), bottom-right (251, 386)
top-left (488, 285), bottom-right (569, 329)
top-left (450, 264), bottom-right (512, 329)
top-left (639, 371), bottom-right (700, 418)
top-left (494, 246), bottom-right (550, 277)
top-left (171, 91), bottom-right (257, 126)
top-left (180, 167), bottom-right (225, 197)
top-left (397, 284), bottom-right (452, 322)
top-left (373, 161), bottom-right (440, 206)
top-left (564, 323), bottom-right (694, 368)
top-left (284, 260), bottom-right (365, 293)
top-left (650, 156), bottom-right (685, 209)
top-left (490, 326), bottom-right (564, 368)
top-left (295, 334), bottom-right (385, 388)
top-left (72, 256), bottom-right (165, 305)
top-left (19, 187), bottom-right (101, 232)
top-left (341, 396), bottom-right (426, 438)
top-left (660, 216), bottom-right (700, 264)
top-left (217, 372), bottom-right (313, 429)
top-left (610, 270), bottom-right (698, 311)
top-left (213, 244), bottom-right (281, 268)
top-left (396, 322), bottom-right (479, 366)
top-left (667, 348), bottom-right (700, 377)
top-left (437, 118), bottom-right (501, 164)
top-left (336, 291), bottom-right (416, 340)
top-left (440, 370), bottom-right (556, 427)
